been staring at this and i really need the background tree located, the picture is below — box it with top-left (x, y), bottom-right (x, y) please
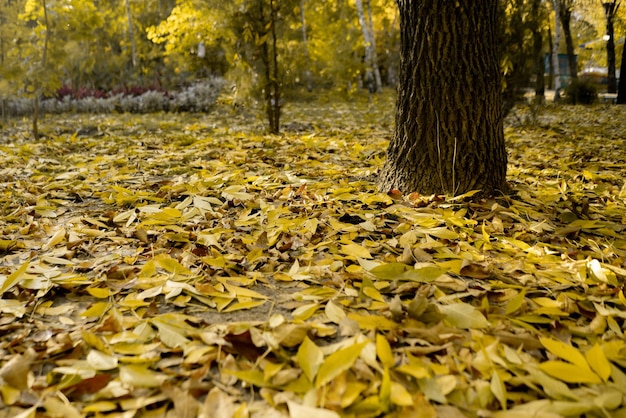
top-left (532, 0), bottom-right (547, 102)
top-left (378, 0), bottom-right (507, 196)
top-left (602, 0), bottom-right (620, 94)
top-left (558, 0), bottom-right (578, 81)
top-left (355, 0), bottom-right (382, 93)
top-left (618, 39), bottom-right (626, 102)
top-left (551, 0), bottom-right (563, 97)
top-left (500, 0), bottom-right (550, 113)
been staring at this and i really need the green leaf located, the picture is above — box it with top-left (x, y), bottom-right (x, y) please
top-left (315, 341), bottom-right (368, 388)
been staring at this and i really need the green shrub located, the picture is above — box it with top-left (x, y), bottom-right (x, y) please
top-left (564, 79), bottom-right (597, 105)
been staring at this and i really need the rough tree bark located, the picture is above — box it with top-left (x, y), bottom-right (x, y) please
top-left (378, 0), bottom-right (507, 197)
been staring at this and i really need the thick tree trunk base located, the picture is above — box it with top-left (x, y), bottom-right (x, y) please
top-left (378, 1), bottom-right (507, 197)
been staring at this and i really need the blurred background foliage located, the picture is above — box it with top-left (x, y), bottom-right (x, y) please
top-left (0, 0), bottom-right (623, 117)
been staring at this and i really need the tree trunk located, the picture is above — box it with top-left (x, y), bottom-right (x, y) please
top-left (532, 0), bottom-right (545, 102)
top-left (551, 0), bottom-right (562, 100)
top-left (260, 0), bottom-right (280, 134)
top-left (603, 1), bottom-right (619, 94)
top-left (299, 0), bottom-right (313, 92)
top-left (355, 0), bottom-right (382, 93)
top-left (558, 1), bottom-right (577, 81)
top-left (33, 0), bottom-right (50, 140)
top-left (617, 39), bottom-right (626, 103)
top-left (378, 1), bottom-right (507, 197)
top-left (125, 0), bottom-right (137, 68)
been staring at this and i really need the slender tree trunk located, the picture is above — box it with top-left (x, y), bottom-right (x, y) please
top-left (33, 0), bottom-right (50, 140)
top-left (269, 0), bottom-right (279, 132)
top-left (260, 0), bottom-right (280, 134)
top-left (125, 0), bottom-right (137, 68)
top-left (603, 1), bottom-right (619, 94)
top-left (559, 1), bottom-right (577, 81)
top-left (0, 37), bottom-right (6, 123)
top-left (548, 27), bottom-right (554, 89)
top-left (617, 39), bottom-right (626, 103)
top-left (299, 0), bottom-right (313, 91)
top-left (365, 0), bottom-right (382, 91)
top-left (552, 0), bottom-right (562, 100)
top-left (532, 0), bottom-right (545, 102)
top-left (355, 0), bottom-right (382, 93)
top-left (378, 0), bottom-right (507, 197)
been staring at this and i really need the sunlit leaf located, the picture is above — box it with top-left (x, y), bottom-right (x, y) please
top-left (297, 336), bottom-right (324, 382)
top-left (119, 365), bottom-right (167, 387)
top-left (538, 361), bottom-right (601, 384)
top-left (0, 259), bottom-right (30, 294)
top-left (539, 337), bottom-right (590, 370)
top-left (585, 343), bottom-right (611, 382)
top-left (439, 302), bottom-right (489, 329)
top-left (316, 341), bottom-right (368, 388)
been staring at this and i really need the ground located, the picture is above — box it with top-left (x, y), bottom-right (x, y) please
top-left (0, 92), bottom-right (626, 417)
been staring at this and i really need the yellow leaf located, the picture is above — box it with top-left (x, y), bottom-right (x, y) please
top-left (439, 302), bottom-right (489, 329)
top-left (340, 243), bottom-right (372, 259)
top-left (0, 240), bottom-right (24, 252)
top-left (379, 367), bottom-right (392, 412)
top-left (42, 227), bottom-right (66, 251)
top-left (347, 313), bottom-right (399, 330)
top-left (155, 254), bottom-right (193, 275)
top-left (297, 337), bottom-right (324, 381)
top-left (539, 337), bottom-right (590, 370)
top-left (86, 350), bottom-right (118, 370)
top-left (87, 287), bottom-right (113, 298)
top-left (325, 300), bottom-right (346, 324)
top-left (585, 343), bottom-right (611, 382)
top-left (287, 401), bottom-right (340, 418)
top-left (223, 283), bottom-right (268, 299)
top-left (292, 302), bottom-right (320, 320)
top-left (362, 286), bottom-right (385, 302)
top-left (0, 259), bottom-right (30, 294)
top-left (491, 370), bottom-right (507, 410)
top-left (505, 289), bottom-right (526, 315)
top-left (376, 334), bottom-right (394, 368)
top-left (80, 302), bottom-right (109, 317)
top-left (119, 365), bottom-right (167, 388)
top-left (226, 369), bottom-right (266, 387)
top-left (222, 299), bottom-right (266, 312)
top-left (538, 361), bottom-right (601, 384)
top-left (316, 341), bottom-right (368, 387)
top-left (390, 382), bottom-right (413, 406)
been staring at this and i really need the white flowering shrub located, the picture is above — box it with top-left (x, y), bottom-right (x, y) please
top-left (3, 77), bottom-right (225, 116)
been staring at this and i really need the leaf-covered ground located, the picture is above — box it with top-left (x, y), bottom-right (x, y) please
top-left (1, 94), bottom-right (626, 418)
